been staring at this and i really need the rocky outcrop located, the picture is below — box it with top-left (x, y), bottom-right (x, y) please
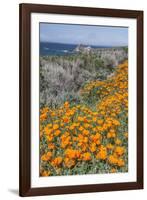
top-left (74, 44), bottom-right (92, 54)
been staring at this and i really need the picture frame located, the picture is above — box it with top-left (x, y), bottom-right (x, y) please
top-left (19, 3), bottom-right (143, 197)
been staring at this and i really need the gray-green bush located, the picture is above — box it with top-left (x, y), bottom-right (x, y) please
top-left (40, 47), bottom-right (128, 108)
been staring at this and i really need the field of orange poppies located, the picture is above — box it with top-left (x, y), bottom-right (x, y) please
top-left (40, 60), bottom-right (128, 176)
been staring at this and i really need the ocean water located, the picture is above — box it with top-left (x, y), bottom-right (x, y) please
top-left (40, 42), bottom-right (77, 56)
top-left (40, 42), bottom-right (112, 56)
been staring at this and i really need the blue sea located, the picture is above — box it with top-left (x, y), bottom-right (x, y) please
top-left (40, 42), bottom-right (77, 56)
top-left (40, 42), bottom-right (112, 56)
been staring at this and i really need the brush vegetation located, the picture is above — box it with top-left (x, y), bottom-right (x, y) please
top-left (40, 47), bottom-right (128, 108)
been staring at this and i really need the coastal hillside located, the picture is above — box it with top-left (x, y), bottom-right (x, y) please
top-left (40, 46), bottom-right (128, 108)
top-left (40, 60), bottom-right (128, 176)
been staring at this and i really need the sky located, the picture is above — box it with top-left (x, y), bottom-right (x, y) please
top-left (40, 23), bottom-right (128, 46)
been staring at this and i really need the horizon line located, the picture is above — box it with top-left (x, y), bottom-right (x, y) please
top-left (40, 41), bottom-right (128, 47)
